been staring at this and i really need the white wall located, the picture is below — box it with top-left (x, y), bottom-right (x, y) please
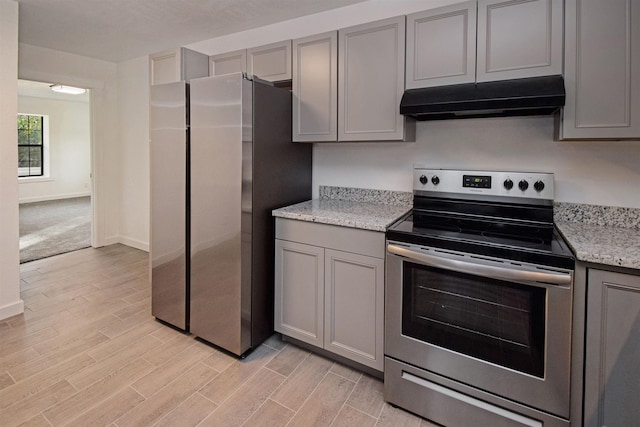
top-left (19, 43), bottom-right (120, 247)
top-left (18, 95), bottom-right (91, 203)
top-left (0, 0), bottom-right (23, 320)
top-left (313, 117), bottom-right (640, 208)
top-left (117, 56), bottom-right (149, 251)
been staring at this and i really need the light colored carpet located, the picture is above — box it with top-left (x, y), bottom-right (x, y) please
top-left (19, 196), bottom-right (91, 264)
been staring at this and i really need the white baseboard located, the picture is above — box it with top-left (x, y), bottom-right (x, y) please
top-left (19, 192), bottom-right (91, 204)
top-left (96, 235), bottom-right (120, 248)
top-left (118, 236), bottom-right (149, 252)
top-left (0, 299), bottom-right (25, 321)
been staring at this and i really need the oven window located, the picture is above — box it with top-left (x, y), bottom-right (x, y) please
top-left (402, 262), bottom-right (545, 377)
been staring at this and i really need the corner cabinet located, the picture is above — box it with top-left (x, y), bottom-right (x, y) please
top-left (274, 218), bottom-right (385, 371)
top-left (292, 17), bottom-right (414, 142)
top-left (149, 48), bottom-right (209, 85)
top-left (560, 0), bottom-right (640, 139)
top-left (584, 268), bottom-right (640, 427)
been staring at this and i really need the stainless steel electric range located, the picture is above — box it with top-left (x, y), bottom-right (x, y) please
top-left (385, 168), bottom-right (575, 427)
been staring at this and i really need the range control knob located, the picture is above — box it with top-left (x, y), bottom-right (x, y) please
top-left (518, 180), bottom-right (529, 191)
top-left (431, 175), bottom-right (440, 185)
top-left (419, 175), bottom-right (428, 185)
top-left (534, 180), bottom-right (545, 192)
top-left (503, 179), bottom-right (514, 190)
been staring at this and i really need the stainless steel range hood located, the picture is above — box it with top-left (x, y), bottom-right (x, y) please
top-left (399, 75), bottom-right (565, 121)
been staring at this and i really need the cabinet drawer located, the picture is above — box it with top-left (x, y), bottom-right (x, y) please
top-left (275, 218), bottom-right (385, 259)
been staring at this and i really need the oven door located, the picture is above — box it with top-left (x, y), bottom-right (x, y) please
top-left (385, 241), bottom-right (573, 419)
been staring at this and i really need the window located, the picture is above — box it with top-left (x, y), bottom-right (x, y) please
top-left (18, 114), bottom-right (45, 177)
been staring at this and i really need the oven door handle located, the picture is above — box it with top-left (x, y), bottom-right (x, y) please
top-left (387, 244), bottom-right (572, 286)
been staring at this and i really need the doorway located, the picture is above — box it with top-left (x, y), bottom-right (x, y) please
top-left (17, 79), bottom-right (93, 263)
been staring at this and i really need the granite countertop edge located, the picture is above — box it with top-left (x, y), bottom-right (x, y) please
top-left (273, 186), bottom-right (412, 233)
top-left (273, 199), bottom-right (411, 232)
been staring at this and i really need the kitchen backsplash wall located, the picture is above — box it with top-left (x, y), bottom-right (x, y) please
top-left (312, 116), bottom-right (640, 209)
top-left (555, 202), bottom-right (640, 229)
top-left (319, 185), bottom-right (412, 206)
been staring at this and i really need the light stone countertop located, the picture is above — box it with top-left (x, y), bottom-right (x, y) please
top-left (272, 199), bottom-right (411, 232)
top-left (555, 202), bottom-right (640, 270)
top-left (273, 186), bottom-right (412, 232)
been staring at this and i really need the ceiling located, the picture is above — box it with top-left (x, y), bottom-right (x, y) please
top-left (18, 80), bottom-right (90, 103)
top-left (17, 0), bottom-right (367, 63)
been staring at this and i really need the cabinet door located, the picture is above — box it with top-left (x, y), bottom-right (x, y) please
top-left (560, 0), bottom-right (640, 139)
top-left (476, 0), bottom-right (563, 82)
top-left (585, 269), bottom-right (640, 427)
top-left (247, 40), bottom-right (292, 82)
top-left (150, 48), bottom-right (181, 85)
top-left (338, 16), bottom-right (409, 141)
top-left (292, 32), bottom-right (338, 142)
top-left (406, 1), bottom-right (477, 89)
top-left (324, 249), bottom-right (384, 371)
top-left (274, 239), bottom-right (324, 347)
top-left (210, 49), bottom-right (246, 76)
top-left (150, 48), bottom-right (209, 85)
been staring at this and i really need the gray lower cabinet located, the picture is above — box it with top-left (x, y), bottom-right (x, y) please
top-left (584, 268), bottom-right (640, 427)
top-left (274, 218), bottom-right (385, 371)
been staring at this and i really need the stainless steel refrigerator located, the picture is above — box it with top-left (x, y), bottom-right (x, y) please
top-left (150, 81), bottom-right (189, 331)
top-left (150, 73), bottom-right (312, 356)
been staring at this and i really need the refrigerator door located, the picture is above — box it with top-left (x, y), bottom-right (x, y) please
top-left (150, 81), bottom-right (188, 331)
top-left (189, 73), bottom-right (252, 355)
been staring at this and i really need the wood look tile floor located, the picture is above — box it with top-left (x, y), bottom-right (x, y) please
top-left (1, 244), bottom-right (436, 427)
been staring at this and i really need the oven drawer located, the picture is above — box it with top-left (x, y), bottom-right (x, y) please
top-left (385, 357), bottom-right (569, 427)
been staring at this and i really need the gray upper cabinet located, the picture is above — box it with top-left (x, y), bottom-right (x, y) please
top-left (584, 269), bottom-right (640, 427)
top-left (292, 32), bottom-right (338, 142)
top-left (560, 0), bottom-right (640, 140)
top-left (149, 47), bottom-right (209, 85)
top-left (338, 16), bottom-right (411, 142)
top-left (476, 0), bottom-right (563, 82)
top-left (406, 0), bottom-right (562, 89)
top-left (406, 1), bottom-right (477, 89)
top-left (293, 17), bottom-right (413, 142)
top-left (247, 40), bottom-right (292, 82)
top-left (209, 49), bottom-right (246, 76)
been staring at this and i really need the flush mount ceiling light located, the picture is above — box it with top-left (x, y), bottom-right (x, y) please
top-left (49, 84), bottom-right (87, 95)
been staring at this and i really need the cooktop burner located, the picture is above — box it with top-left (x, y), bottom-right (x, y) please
top-left (386, 168), bottom-right (575, 270)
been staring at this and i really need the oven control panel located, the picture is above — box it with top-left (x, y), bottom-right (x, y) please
top-left (413, 168), bottom-right (554, 200)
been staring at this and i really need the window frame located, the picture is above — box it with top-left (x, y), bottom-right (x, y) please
top-left (17, 113), bottom-right (49, 179)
